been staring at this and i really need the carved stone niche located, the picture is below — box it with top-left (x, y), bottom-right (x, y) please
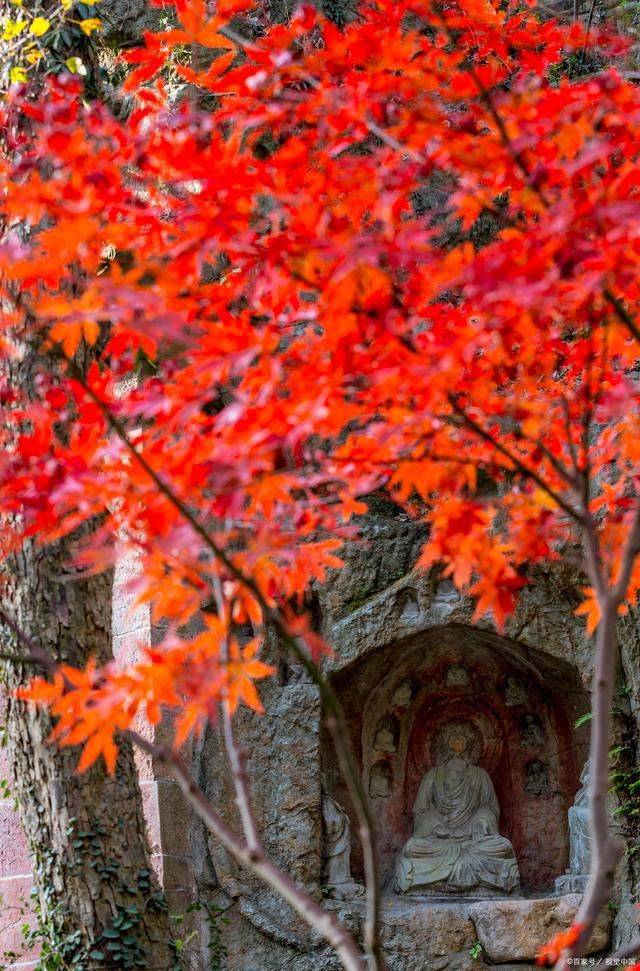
top-left (323, 623), bottom-right (590, 895)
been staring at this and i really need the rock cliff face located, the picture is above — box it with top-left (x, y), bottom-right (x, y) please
top-left (191, 508), bottom-right (640, 968)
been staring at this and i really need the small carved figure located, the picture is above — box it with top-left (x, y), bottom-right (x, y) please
top-left (446, 664), bottom-right (470, 688)
top-left (520, 714), bottom-right (545, 749)
top-left (434, 579), bottom-right (460, 604)
top-left (397, 588), bottom-right (420, 622)
top-left (391, 679), bottom-right (414, 708)
top-left (525, 760), bottom-right (550, 795)
top-left (395, 722), bottom-right (520, 894)
top-left (321, 791), bottom-right (365, 900)
top-left (373, 715), bottom-right (400, 753)
top-left (504, 676), bottom-right (528, 707)
top-left (369, 761), bottom-right (393, 798)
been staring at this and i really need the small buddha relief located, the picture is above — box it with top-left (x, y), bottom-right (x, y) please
top-left (446, 664), bottom-right (470, 688)
top-left (373, 715), bottom-right (400, 753)
top-left (504, 676), bottom-right (528, 707)
top-left (525, 760), bottom-right (550, 796)
top-left (397, 588), bottom-right (420, 623)
top-left (391, 679), bottom-right (415, 708)
top-left (369, 761), bottom-right (393, 798)
top-left (434, 579), bottom-right (461, 604)
top-left (395, 721), bottom-right (519, 894)
top-left (520, 714), bottom-right (545, 749)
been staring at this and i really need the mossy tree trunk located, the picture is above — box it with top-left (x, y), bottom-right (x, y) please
top-left (2, 539), bottom-right (173, 968)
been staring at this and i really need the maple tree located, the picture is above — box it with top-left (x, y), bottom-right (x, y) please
top-left (3, 0), bottom-right (640, 966)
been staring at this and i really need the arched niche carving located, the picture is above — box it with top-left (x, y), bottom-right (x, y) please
top-left (323, 623), bottom-right (589, 894)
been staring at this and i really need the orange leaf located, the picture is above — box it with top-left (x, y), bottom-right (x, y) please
top-left (574, 588), bottom-right (601, 637)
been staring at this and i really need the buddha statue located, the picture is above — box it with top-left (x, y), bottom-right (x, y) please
top-left (395, 722), bottom-right (520, 894)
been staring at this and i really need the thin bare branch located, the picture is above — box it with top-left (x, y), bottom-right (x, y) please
top-left (603, 288), bottom-right (640, 344)
top-left (447, 395), bottom-right (584, 522)
top-left (580, 511), bottom-right (608, 601)
top-left (213, 572), bottom-right (261, 854)
top-left (560, 395), bottom-right (581, 480)
top-left (608, 937), bottom-right (640, 961)
top-left (125, 731), bottom-right (367, 971)
top-left (0, 650), bottom-right (44, 666)
top-left (534, 436), bottom-right (581, 490)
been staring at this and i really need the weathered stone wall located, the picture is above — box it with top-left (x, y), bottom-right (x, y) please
top-left (197, 508), bottom-right (640, 967)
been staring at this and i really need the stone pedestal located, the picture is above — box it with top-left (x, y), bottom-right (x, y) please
top-left (324, 893), bottom-right (610, 971)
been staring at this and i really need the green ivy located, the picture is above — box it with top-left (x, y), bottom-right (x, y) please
top-left (170, 899), bottom-right (230, 971)
top-left (3, 818), bottom-right (170, 970)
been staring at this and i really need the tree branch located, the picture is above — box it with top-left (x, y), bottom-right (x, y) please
top-left (534, 436), bottom-right (581, 490)
top-left (560, 395), bottom-right (581, 481)
top-left (607, 937), bottom-right (640, 961)
top-left (447, 395), bottom-right (584, 522)
top-left (0, 650), bottom-right (44, 666)
top-left (213, 573), bottom-right (261, 855)
top-left (125, 731), bottom-right (367, 971)
top-left (603, 288), bottom-right (640, 343)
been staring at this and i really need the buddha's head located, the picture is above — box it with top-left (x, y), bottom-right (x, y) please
top-left (448, 731), bottom-right (468, 755)
top-left (433, 721), bottom-right (480, 765)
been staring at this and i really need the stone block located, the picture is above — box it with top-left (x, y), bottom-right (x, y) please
top-left (378, 899), bottom-right (478, 971)
top-left (157, 778), bottom-right (192, 858)
top-left (139, 781), bottom-right (162, 855)
top-left (156, 854), bottom-right (195, 893)
top-left (468, 894), bottom-right (611, 963)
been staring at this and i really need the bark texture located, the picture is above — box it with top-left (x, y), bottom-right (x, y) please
top-left (1, 534), bottom-right (173, 970)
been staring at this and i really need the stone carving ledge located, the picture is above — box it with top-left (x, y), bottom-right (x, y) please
top-left (324, 894), bottom-right (610, 971)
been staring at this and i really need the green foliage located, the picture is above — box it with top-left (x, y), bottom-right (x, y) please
top-left (0, 818), bottom-right (169, 970)
top-left (469, 941), bottom-right (484, 960)
top-left (170, 899), bottom-right (230, 971)
top-left (608, 705), bottom-right (640, 863)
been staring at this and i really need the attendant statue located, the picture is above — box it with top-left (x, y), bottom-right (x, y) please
top-left (321, 789), bottom-right (364, 900)
top-left (395, 722), bottom-right (520, 894)
top-left (555, 760), bottom-right (591, 894)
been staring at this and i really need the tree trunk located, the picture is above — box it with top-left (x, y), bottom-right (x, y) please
top-left (1, 528), bottom-right (173, 969)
